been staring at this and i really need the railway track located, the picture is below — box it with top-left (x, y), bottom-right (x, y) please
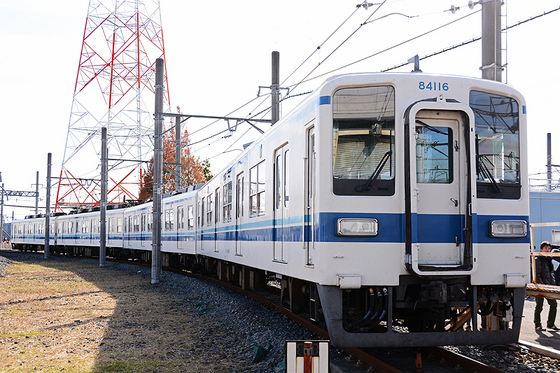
top-left (0, 248), bottom-right (552, 373)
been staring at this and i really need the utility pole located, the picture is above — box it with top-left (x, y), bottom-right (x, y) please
top-left (548, 133), bottom-right (552, 192)
top-left (175, 116), bottom-right (181, 191)
top-left (34, 171), bottom-right (39, 215)
top-left (271, 51), bottom-right (280, 125)
top-left (100, 127), bottom-right (108, 267)
top-left (0, 181), bottom-right (4, 247)
top-left (152, 58), bottom-right (164, 284)
top-left (481, 0), bottom-right (502, 81)
top-left (44, 153), bottom-right (52, 259)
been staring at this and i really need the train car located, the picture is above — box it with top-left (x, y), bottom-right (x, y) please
top-left (11, 215), bottom-right (53, 251)
top-left (11, 72), bottom-right (529, 348)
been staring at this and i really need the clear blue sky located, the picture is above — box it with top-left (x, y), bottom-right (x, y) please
top-left (0, 0), bottom-right (559, 220)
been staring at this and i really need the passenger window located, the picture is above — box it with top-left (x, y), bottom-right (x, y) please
top-left (188, 205), bottom-right (194, 229)
top-left (250, 162), bottom-right (265, 216)
top-left (223, 181), bottom-right (233, 222)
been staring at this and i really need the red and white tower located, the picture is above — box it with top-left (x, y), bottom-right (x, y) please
top-left (56, 0), bottom-right (169, 212)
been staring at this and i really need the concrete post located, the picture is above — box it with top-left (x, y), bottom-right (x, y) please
top-left (481, 0), bottom-right (502, 81)
top-left (100, 127), bottom-right (108, 266)
top-left (44, 153), bottom-right (51, 259)
top-left (175, 116), bottom-right (181, 191)
top-left (271, 51), bottom-right (280, 125)
top-left (152, 58), bottom-right (164, 284)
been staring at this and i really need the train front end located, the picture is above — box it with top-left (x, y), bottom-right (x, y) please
top-left (311, 73), bottom-right (529, 347)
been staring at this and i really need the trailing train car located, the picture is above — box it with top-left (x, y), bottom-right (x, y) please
top-left (11, 72), bottom-right (530, 348)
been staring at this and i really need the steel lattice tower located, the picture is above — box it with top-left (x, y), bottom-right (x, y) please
top-left (56, 0), bottom-right (169, 212)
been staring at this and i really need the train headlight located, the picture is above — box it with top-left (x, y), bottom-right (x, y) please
top-left (337, 218), bottom-right (378, 236)
top-left (489, 220), bottom-right (527, 238)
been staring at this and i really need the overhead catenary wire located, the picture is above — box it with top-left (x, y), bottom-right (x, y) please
top-left (186, 2), bottom-right (560, 165)
top-left (382, 5), bottom-right (560, 72)
top-left (286, 7), bottom-right (481, 90)
top-left (285, 0), bottom-right (389, 99)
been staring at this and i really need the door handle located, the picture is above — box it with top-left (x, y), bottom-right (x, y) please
top-left (450, 198), bottom-right (458, 207)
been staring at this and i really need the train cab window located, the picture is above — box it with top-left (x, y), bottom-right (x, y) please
top-left (332, 86), bottom-right (395, 196)
top-left (250, 161), bottom-right (265, 216)
top-left (470, 90), bottom-right (520, 199)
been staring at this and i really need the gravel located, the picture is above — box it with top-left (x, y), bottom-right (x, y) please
top-left (117, 261), bottom-right (318, 372)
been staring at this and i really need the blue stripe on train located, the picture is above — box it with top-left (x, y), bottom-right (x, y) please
top-left (51, 213), bottom-right (530, 245)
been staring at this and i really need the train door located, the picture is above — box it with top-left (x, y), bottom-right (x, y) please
top-left (235, 173), bottom-right (244, 256)
top-left (409, 109), bottom-right (469, 272)
top-left (177, 205), bottom-right (184, 250)
top-left (274, 144), bottom-right (289, 262)
top-left (305, 127), bottom-right (315, 266)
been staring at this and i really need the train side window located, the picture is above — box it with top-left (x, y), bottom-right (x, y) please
top-left (223, 181), bottom-right (232, 222)
top-left (177, 206), bottom-right (184, 230)
top-left (165, 209), bottom-right (174, 231)
top-left (201, 198), bottom-right (205, 227)
top-left (332, 85), bottom-right (395, 196)
top-left (236, 173), bottom-right (244, 219)
top-left (188, 205), bottom-right (194, 229)
top-left (141, 213), bottom-right (146, 232)
top-left (250, 161), bottom-right (265, 217)
top-left (284, 150), bottom-right (289, 207)
top-left (117, 218), bottom-right (122, 233)
top-left (215, 188), bottom-right (220, 224)
top-left (207, 194), bottom-right (213, 225)
top-left (470, 90), bottom-right (521, 199)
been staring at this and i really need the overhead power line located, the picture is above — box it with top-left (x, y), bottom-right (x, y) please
top-left (382, 5), bottom-right (560, 72)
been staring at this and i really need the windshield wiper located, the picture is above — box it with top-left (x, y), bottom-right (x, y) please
top-left (477, 155), bottom-right (502, 194)
top-left (356, 151), bottom-right (392, 192)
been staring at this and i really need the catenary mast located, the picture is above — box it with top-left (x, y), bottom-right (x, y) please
top-left (56, 0), bottom-right (169, 212)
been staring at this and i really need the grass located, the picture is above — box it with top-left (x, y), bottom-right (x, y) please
top-left (0, 254), bottom-right (263, 372)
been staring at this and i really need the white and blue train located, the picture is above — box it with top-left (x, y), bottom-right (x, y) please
top-left (11, 72), bottom-right (530, 348)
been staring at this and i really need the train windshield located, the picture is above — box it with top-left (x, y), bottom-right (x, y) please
top-left (469, 90), bottom-right (521, 199)
top-left (332, 86), bottom-right (395, 196)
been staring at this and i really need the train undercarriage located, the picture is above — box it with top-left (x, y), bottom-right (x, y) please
top-left (11, 243), bottom-right (525, 348)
